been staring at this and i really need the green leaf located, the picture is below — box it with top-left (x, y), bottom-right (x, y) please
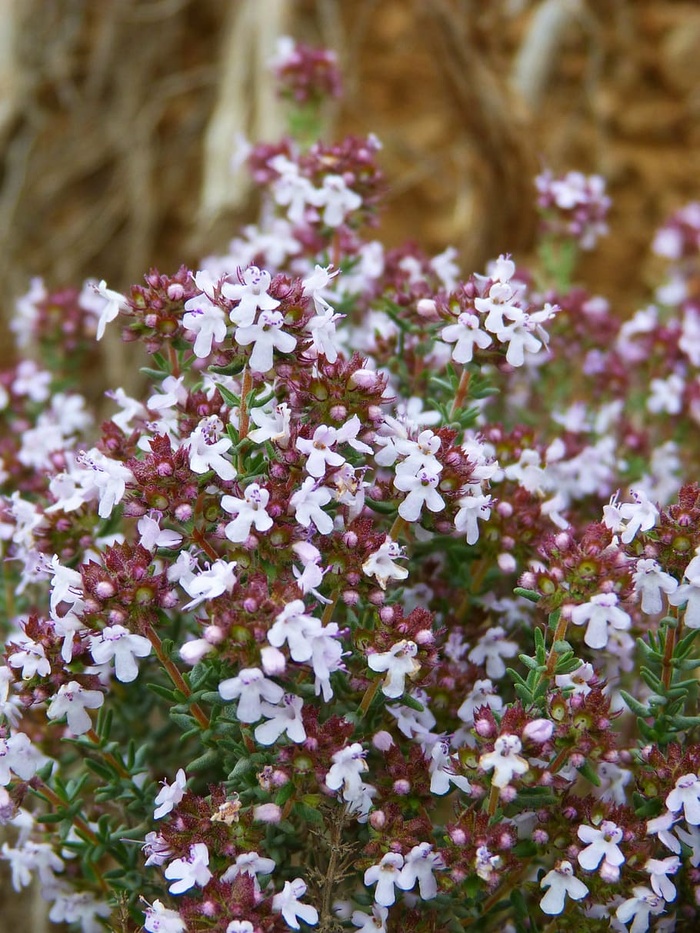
top-left (513, 587), bottom-right (541, 603)
top-left (576, 759), bottom-right (601, 787)
top-left (619, 690), bottom-right (651, 718)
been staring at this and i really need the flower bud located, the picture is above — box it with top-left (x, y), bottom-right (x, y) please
top-left (393, 779), bottom-right (410, 795)
top-left (253, 803), bottom-right (282, 823)
top-left (372, 730), bottom-right (394, 752)
top-left (180, 639), bottom-right (214, 665)
top-left (497, 553), bottom-right (517, 573)
top-left (261, 646), bottom-right (286, 676)
top-left (369, 810), bottom-right (386, 830)
top-left (522, 719), bottom-right (554, 744)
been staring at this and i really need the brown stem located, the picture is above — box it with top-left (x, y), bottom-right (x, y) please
top-left (547, 745), bottom-right (572, 777)
top-left (143, 623), bottom-right (210, 731)
top-left (167, 342), bottom-right (180, 378)
top-left (358, 678), bottom-right (381, 716)
top-left (238, 367), bottom-right (252, 441)
top-left (545, 614), bottom-right (569, 677)
top-left (319, 812), bottom-right (343, 929)
top-left (192, 526), bottom-right (220, 563)
top-left (321, 591), bottom-right (339, 627)
top-left (450, 367), bottom-right (471, 418)
top-left (33, 781), bottom-right (110, 892)
top-left (486, 783), bottom-right (500, 818)
top-left (389, 515), bottom-right (406, 542)
top-left (662, 611), bottom-right (681, 692)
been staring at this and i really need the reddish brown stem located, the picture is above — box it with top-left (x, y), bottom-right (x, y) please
top-left (143, 624), bottom-right (210, 731)
top-left (238, 367), bottom-right (252, 440)
top-left (450, 367), bottom-right (471, 418)
top-left (86, 729), bottom-right (131, 779)
top-left (192, 526), bottom-right (220, 563)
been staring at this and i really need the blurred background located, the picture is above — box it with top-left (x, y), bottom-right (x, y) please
top-left (0, 0), bottom-right (698, 340)
top-left (0, 0), bottom-right (699, 926)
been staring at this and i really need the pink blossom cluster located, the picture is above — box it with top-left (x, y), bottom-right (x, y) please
top-left (2, 36), bottom-right (700, 933)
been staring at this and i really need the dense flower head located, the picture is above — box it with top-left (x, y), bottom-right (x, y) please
top-left (4, 33), bottom-right (700, 933)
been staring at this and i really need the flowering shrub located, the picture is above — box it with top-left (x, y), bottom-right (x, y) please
top-left (3, 37), bottom-right (700, 933)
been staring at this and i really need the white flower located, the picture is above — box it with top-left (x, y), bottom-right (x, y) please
top-left (351, 906), bottom-right (388, 933)
top-left (181, 559), bottom-right (237, 610)
top-left (479, 734), bottom-right (529, 788)
top-left (454, 491), bottom-right (492, 545)
top-left (310, 174), bottom-right (362, 227)
top-left (218, 668), bottom-right (284, 723)
top-left (602, 489), bottom-right (659, 543)
top-left (368, 640), bottom-right (421, 698)
top-left (539, 860), bottom-right (589, 915)
top-left (271, 877), bottom-right (319, 930)
top-left (254, 694), bottom-right (306, 746)
top-left (267, 600), bottom-right (322, 662)
top-left (1, 839), bottom-right (64, 891)
top-left (182, 302), bottom-right (228, 358)
top-left (47, 554), bottom-right (84, 615)
top-left (138, 512), bottom-right (183, 551)
top-left (226, 923), bottom-right (255, 933)
top-left (185, 421), bottom-right (236, 481)
top-left (364, 852), bottom-right (405, 907)
top-left (675, 823), bottom-right (700, 865)
top-left (615, 886), bottom-right (666, 933)
top-left (362, 536), bottom-right (409, 589)
top-left (248, 401), bottom-right (292, 447)
top-left (457, 678), bottom-right (503, 725)
top-left (90, 625), bottom-right (152, 683)
top-left (164, 842), bottom-right (212, 895)
top-left (577, 820), bottom-right (625, 874)
top-left (326, 743), bottom-right (369, 800)
top-left (394, 468), bottom-right (445, 522)
top-left (221, 265), bottom-right (279, 326)
top-left (221, 851), bottom-right (276, 894)
top-left (441, 312), bottom-right (492, 364)
top-left (665, 772), bottom-right (700, 824)
top-left (7, 636), bottom-right (51, 680)
top-left (428, 740), bottom-right (471, 795)
top-left (235, 309), bottom-right (296, 373)
top-left (47, 681), bottom-right (104, 735)
top-left (93, 279), bottom-right (129, 340)
top-left (646, 810), bottom-right (681, 855)
top-left (570, 593), bottom-right (631, 650)
top-left (632, 558), bottom-right (678, 614)
top-left (153, 769), bottom-right (187, 820)
top-left (645, 856), bottom-right (680, 901)
top-left (307, 623), bottom-right (344, 701)
top-left (668, 552), bottom-right (700, 628)
top-left (468, 627), bottom-right (518, 680)
top-left (0, 731), bottom-right (44, 785)
top-left (48, 891), bottom-right (111, 929)
top-left (222, 483), bottom-right (273, 542)
top-left (397, 842), bottom-right (445, 900)
top-left (144, 899), bottom-right (186, 933)
top-left (296, 425), bottom-right (347, 477)
top-left (77, 448), bottom-right (134, 518)
top-left (289, 477), bottom-right (334, 534)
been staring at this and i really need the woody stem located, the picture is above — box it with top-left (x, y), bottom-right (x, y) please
top-left (143, 623), bottom-right (210, 731)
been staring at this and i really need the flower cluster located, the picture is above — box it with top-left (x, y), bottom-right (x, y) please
top-left (2, 35), bottom-right (700, 933)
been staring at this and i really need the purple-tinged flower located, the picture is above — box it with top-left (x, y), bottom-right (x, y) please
top-left (218, 668), bottom-right (284, 723)
top-left (272, 877), bottom-right (318, 929)
top-left (428, 741), bottom-right (471, 796)
top-left (397, 843), bottom-right (445, 900)
top-left (254, 694), bottom-right (306, 746)
top-left (615, 886), bottom-right (666, 932)
top-left (185, 420), bottom-right (236, 482)
top-left (468, 627), bottom-right (518, 680)
top-left (0, 732), bottom-right (44, 786)
top-left (645, 856), bottom-right (680, 901)
top-left (289, 477), bottom-right (334, 535)
top-left (368, 640), bottom-right (420, 698)
top-left (221, 266), bottom-right (280, 327)
top-left (479, 734), bottom-right (529, 788)
top-left (454, 491), bottom-right (492, 545)
top-left (441, 312), bottom-right (492, 364)
top-left (351, 906), bottom-right (388, 933)
top-left (646, 810), bottom-right (681, 855)
top-left (570, 593), bottom-right (631, 650)
top-left (181, 559), bottom-right (238, 611)
top-left (221, 851), bottom-right (276, 894)
top-left (364, 852), bottom-right (405, 907)
top-left (296, 425), bottom-right (346, 478)
top-left (394, 468), bottom-right (445, 522)
top-left (221, 483), bottom-right (273, 543)
top-left (602, 489), bottom-right (659, 544)
top-left (326, 743), bottom-right (368, 801)
top-left (539, 860), bottom-right (588, 915)
top-left (362, 536), bottom-right (409, 590)
top-left (668, 552), bottom-right (700, 628)
top-left (164, 843), bottom-right (212, 895)
top-left (235, 309), bottom-right (296, 374)
top-left (632, 558), bottom-right (678, 615)
top-left (153, 769), bottom-right (187, 820)
top-left (665, 772), bottom-right (700, 824)
top-left (142, 832), bottom-right (172, 867)
top-left (267, 600), bottom-right (322, 662)
top-left (93, 279), bottom-right (129, 341)
top-left (137, 512), bottom-right (183, 551)
top-left (310, 174), bottom-right (362, 227)
top-left (90, 625), bottom-right (152, 683)
top-left (47, 682), bottom-right (104, 736)
top-left (577, 820), bottom-right (625, 874)
top-left (182, 302), bottom-right (227, 358)
top-left (7, 636), bottom-right (51, 680)
top-left (143, 899), bottom-right (186, 933)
